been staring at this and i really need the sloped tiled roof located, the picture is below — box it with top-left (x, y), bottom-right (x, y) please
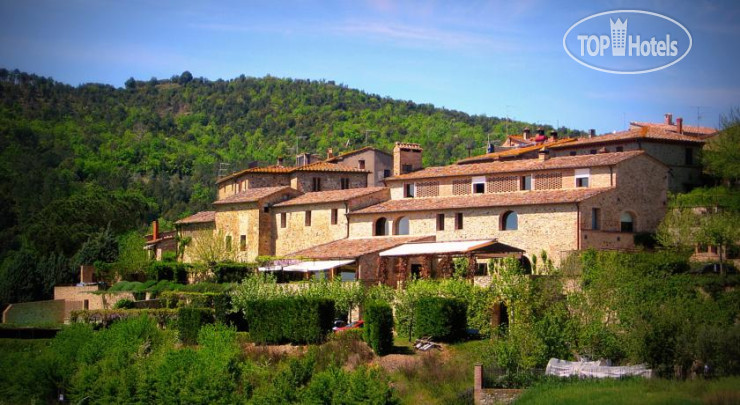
top-left (387, 150), bottom-right (647, 181)
top-left (286, 236), bottom-right (434, 259)
top-left (549, 127), bottom-right (706, 150)
top-left (217, 162), bottom-right (367, 184)
top-left (273, 187), bottom-right (388, 207)
top-left (631, 122), bottom-right (717, 137)
top-left (325, 146), bottom-right (391, 163)
top-left (351, 188), bottom-right (613, 215)
top-left (213, 186), bottom-right (296, 205)
top-left (176, 211), bottom-right (216, 225)
top-left (458, 137), bottom-right (576, 164)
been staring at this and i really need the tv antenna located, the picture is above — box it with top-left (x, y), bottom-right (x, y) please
top-left (691, 105), bottom-right (708, 125)
top-left (217, 162), bottom-right (231, 178)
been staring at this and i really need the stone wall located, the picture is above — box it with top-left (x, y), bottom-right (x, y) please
top-left (290, 171), bottom-right (367, 192)
top-left (217, 173), bottom-right (291, 200)
top-left (333, 149), bottom-right (393, 186)
top-left (179, 222), bottom-right (216, 264)
top-left (273, 202), bottom-right (350, 256)
top-left (215, 203), bottom-right (261, 262)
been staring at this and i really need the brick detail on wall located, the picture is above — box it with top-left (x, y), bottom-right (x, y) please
top-left (534, 172), bottom-right (562, 190)
top-left (452, 179), bottom-right (471, 195)
top-left (486, 176), bottom-right (519, 193)
top-left (416, 181), bottom-right (440, 198)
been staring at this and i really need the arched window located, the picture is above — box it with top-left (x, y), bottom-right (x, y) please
top-left (375, 217), bottom-right (388, 236)
top-left (394, 216), bottom-right (410, 235)
top-left (620, 212), bottom-right (635, 233)
top-left (501, 211), bottom-right (518, 230)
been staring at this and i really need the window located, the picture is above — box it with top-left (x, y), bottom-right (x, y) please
top-left (239, 235), bottom-right (247, 251)
top-left (501, 211), bottom-right (518, 230)
top-left (570, 151), bottom-right (577, 156)
top-left (383, 169), bottom-right (391, 178)
top-left (225, 235), bottom-right (232, 251)
top-left (375, 217), bottom-right (388, 236)
top-left (520, 175), bottom-right (532, 191)
top-left (472, 176), bottom-right (485, 194)
top-left (455, 213), bottom-right (463, 230)
top-left (591, 208), bottom-right (601, 230)
top-left (358, 160), bottom-right (366, 169)
top-left (312, 177), bottom-right (321, 191)
top-left (340, 178), bottom-right (350, 189)
top-left (685, 148), bottom-right (694, 165)
top-left (280, 212), bottom-right (286, 228)
top-left (620, 212), bottom-right (634, 232)
top-left (404, 183), bottom-right (415, 198)
top-left (590, 149), bottom-right (597, 155)
top-left (395, 217), bottom-right (410, 235)
top-left (331, 208), bottom-right (338, 225)
top-left (575, 168), bottom-right (590, 188)
top-left (616, 146), bottom-right (624, 152)
top-left (437, 213), bottom-right (445, 231)
top-left (402, 164), bottom-right (413, 173)
top-left (305, 210), bottom-right (312, 226)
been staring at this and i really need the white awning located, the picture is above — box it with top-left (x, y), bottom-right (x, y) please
top-left (258, 259), bottom-right (301, 272)
top-left (282, 259), bottom-right (355, 272)
top-left (379, 239), bottom-right (495, 257)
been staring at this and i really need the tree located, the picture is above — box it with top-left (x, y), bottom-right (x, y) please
top-left (73, 225), bottom-right (119, 268)
top-left (113, 231), bottom-right (150, 279)
top-left (703, 108), bottom-right (740, 184)
top-left (124, 77), bottom-right (136, 90)
top-left (696, 210), bottom-right (740, 276)
top-left (179, 71), bottom-right (193, 85)
top-left (189, 230), bottom-right (235, 273)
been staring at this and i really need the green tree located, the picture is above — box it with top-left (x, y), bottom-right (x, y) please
top-left (703, 108), bottom-right (740, 183)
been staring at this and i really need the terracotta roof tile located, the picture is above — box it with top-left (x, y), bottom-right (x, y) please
top-left (213, 186), bottom-right (296, 205)
top-left (286, 236), bottom-right (434, 259)
top-left (387, 150), bottom-right (646, 181)
top-left (273, 187), bottom-right (388, 207)
top-left (549, 127), bottom-right (706, 150)
top-left (325, 146), bottom-right (391, 162)
top-left (395, 142), bottom-right (423, 151)
top-left (631, 122), bottom-right (717, 136)
top-left (458, 137), bottom-right (576, 164)
top-left (216, 162), bottom-right (367, 184)
top-left (176, 211), bottom-right (215, 225)
top-left (352, 188), bottom-right (612, 215)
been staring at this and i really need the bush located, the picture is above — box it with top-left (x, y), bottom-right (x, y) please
top-left (213, 261), bottom-right (255, 283)
top-left (413, 297), bottom-right (467, 342)
top-left (364, 301), bottom-right (394, 355)
top-left (146, 261), bottom-right (189, 283)
top-left (177, 307), bottom-right (215, 344)
top-left (213, 293), bottom-right (248, 331)
top-left (244, 297), bottom-right (334, 344)
top-left (113, 298), bottom-right (134, 309)
top-left (70, 308), bottom-right (180, 328)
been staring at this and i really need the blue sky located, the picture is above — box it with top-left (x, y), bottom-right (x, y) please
top-left (0, 0), bottom-right (738, 133)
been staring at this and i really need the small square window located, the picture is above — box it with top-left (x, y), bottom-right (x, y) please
top-left (591, 208), bottom-right (601, 230)
top-left (331, 208), bottom-right (338, 225)
top-left (340, 178), bottom-right (349, 189)
top-left (404, 183), bottom-right (415, 198)
top-left (358, 160), bottom-right (366, 169)
top-left (616, 146), bottom-right (624, 152)
top-left (473, 183), bottom-right (485, 194)
top-left (570, 151), bottom-right (577, 156)
top-left (383, 169), bottom-right (391, 178)
top-left (576, 177), bottom-right (589, 188)
top-left (521, 175), bottom-right (532, 191)
top-left (312, 177), bottom-right (321, 191)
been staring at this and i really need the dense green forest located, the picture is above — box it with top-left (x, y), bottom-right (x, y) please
top-left (0, 68), bottom-right (579, 305)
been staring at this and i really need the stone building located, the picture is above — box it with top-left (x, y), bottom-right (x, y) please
top-left (325, 146), bottom-right (393, 186)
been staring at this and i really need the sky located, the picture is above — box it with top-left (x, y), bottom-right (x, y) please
top-left (0, 0), bottom-right (738, 134)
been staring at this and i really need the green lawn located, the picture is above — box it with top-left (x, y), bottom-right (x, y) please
top-left (515, 377), bottom-right (740, 405)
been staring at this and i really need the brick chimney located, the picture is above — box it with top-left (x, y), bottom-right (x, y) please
top-left (589, 129), bottom-right (596, 138)
top-left (327, 148), bottom-right (334, 159)
top-left (522, 127), bottom-right (531, 140)
top-left (676, 117), bottom-right (683, 134)
top-left (665, 113), bottom-right (673, 125)
top-left (538, 148), bottom-right (550, 161)
top-left (152, 220), bottom-right (159, 241)
top-left (548, 130), bottom-right (558, 142)
top-left (393, 142), bottom-right (423, 176)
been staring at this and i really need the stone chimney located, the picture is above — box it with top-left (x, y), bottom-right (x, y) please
top-left (277, 156), bottom-right (284, 166)
top-left (548, 130), bottom-right (558, 142)
top-left (589, 129), bottom-right (596, 138)
top-left (676, 117), bottom-right (683, 134)
top-left (393, 142), bottom-right (423, 176)
top-left (665, 113), bottom-right (673, 125)
top-left (327, 148), bottom-right (334, 159)
top-left (522, 127), bottom-right (531, 140)
top-left (538, 148), bottom-right (550, 161)
top-left (80, 265), bottom-right (95, 284)
top-left (152, 220), bottom-right (159, 241)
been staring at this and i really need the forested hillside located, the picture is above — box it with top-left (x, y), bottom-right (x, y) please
top-left (0, 68), bottom-right (578, 304)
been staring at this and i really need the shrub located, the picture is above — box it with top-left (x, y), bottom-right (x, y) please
top-left (364, 301), bottom-right (394, 355)
top-left (244, 297), bottom-right (334, 344)
top-left (213, 261), bottom-right (255, 283)
top-left (146, 261), bottom-right (189, 283)
top-left (214, 293), bottom-right (248, 331)
top-left (70, 308), bottom-right (180, 328)
top-left (413, 297), bottom-right (467, 342)
top-left (113, 298), bottom-right (134, 309)
top-left (177, 307), bottom-right (215, 344)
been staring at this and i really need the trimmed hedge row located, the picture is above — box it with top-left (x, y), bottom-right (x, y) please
top-left (413, 297), bottom-right (467, 342)
top-left (160, 291), bottom-right (247, 331)
top-left (243, 297), bottom-right (334, 344)
top-left (213, 262), bottom-right (256, 283)
top-left (177, 307), bottom-right (216, 344)
top-left (363, 301), bottom-right (394, 355)
top-left (70, 308), bottom-right (180, 328)
top-left (146, 261), bottom-right (190, 283)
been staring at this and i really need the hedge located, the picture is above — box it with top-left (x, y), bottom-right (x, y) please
top-left (177, 307), bottom-right (215, 344)
top-left (70, 308), bottom-right (180, 328)
top-left (243, 297), bottom-right (334, 344)
top-left (363, 301), bottom-right (394, 355)
top-left (213, 262), bottom-right (256, 283)
top-left (413, 297), bottom-right (467, 342)
top-left (146, 261), bottom-right (190, 283)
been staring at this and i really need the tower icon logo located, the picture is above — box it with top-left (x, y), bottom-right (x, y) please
top-left (610, 18), bottom-right (627, 56)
